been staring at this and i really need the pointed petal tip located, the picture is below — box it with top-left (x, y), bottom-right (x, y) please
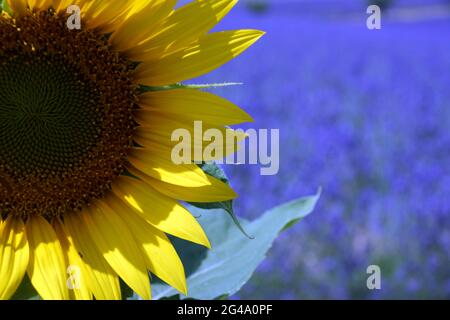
top-left (203, 234), bottom-right (212, 249)
top-left (180, 283), bottom-right (188, 296)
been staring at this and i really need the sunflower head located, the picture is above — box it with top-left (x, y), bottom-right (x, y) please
top-left (0, 9), bottom-right (137, 219)
top-left (0, 0), bottom-right (263, 300)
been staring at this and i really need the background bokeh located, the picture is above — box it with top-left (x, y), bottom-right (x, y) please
top-left (184, 0), bottom-right (450, 299)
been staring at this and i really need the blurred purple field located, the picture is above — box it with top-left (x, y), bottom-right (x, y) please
top-left (188, 0), bottom-right (450, 299)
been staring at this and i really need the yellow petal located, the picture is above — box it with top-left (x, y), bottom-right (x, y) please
top-left (130, 166), bottom-right (237, 203)
top-left (26, 215), bottom-right (69, 300)
top-left (27, 0), bottom-right (53, 11)
top-left (81, 0), bottom-right (134, 32)
top-left (134, 116), bottom-right (247, 162)
top-left (135, 30), bottom-right (265, 86)
top-left (113, 176), bottom-right (211, 248)
top-left (110, 0), bottom-right (176, 51)
top-left (64, 213), bottom-right (121, 300)
top-left (53, 219), bottom-right (92, 300)
top-left (138, 88), bottom-right (253, 126)
top-left (0, 217), bottom-right (29, 300)
top-left (106, 194), bottom-right (187, 295)
top-left (81, 202), bottom-right (151, 300)
top-left (7, 0), bottom-right (28, 15)
top-left (129, 142), bottom-right (237, 191)
top-left (126, 0), bottom-right (238, 60)
top-left (54, 0), bottom-right (86, 14)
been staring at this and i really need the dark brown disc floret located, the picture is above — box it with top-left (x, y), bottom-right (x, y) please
top-left (0, 10), bottom-right (138, 218)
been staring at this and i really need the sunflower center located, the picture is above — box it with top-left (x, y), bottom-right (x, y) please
top-left (0, 10), bottom-right (137, 219)
top-left (0, 53), bottom-right (101, 173)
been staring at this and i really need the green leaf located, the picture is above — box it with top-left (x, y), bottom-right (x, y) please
top-left (190, 162), bottom-right (252, 238)
top-left (120, 279), bottom-right (136, 300)
top-left (0, 0), bottom-right (12, 14)
top-left (11, 275), bottom-right (40, 300)
top-left (153, 190), bottom-right (321, 300)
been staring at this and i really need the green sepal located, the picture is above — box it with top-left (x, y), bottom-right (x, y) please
top-left (190, 162), bottom-right (253, 239)
top-left (0, 0), bottom-right (12, 14)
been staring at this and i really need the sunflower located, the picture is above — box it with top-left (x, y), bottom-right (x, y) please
top-left (0, 0), bottom-right (263, 300)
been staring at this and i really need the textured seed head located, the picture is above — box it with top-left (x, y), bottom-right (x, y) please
top-left (0, 9), bottom-right (138, 219)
